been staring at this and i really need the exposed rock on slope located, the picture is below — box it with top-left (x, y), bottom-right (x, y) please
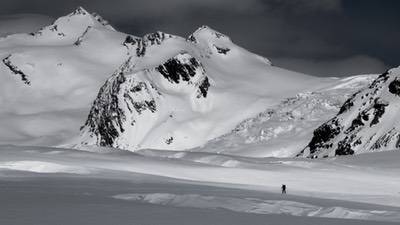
top-left (80, 53), bottom-right (210, 150)
top-left (2, 54), bottom-right (31, 85)
top-left (197, 75), bottom-right (376, 157)
top-left (0, 7), bottom-right (128, 146)
top-left (298, 67), bottom-right (400, 158)
top-left (77, 25), bottom-right (329, 152)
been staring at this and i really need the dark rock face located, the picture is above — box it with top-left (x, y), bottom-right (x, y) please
top-left (74, 26), bottom-right (92, 46)
top-left (156, 54), bottom-right (210, 98)
top-left (82, 68), bottom-right (160, 147)
top-left (157, 57), bottom-right (200, 83)
top-left (369, 71), bottom-right (389, 89)
top-left (336, 138), bottom-right (355, 155)
top-left (71, 7), bottom-right (88, 16)
top-left (123, 36), bottom-right (146, 57)
top-left (187, 35), bottom-right (197, 43)
top-left (81, 72), bottom-right (127, 146)
top-left (80, 53), bottom-right (210, 148)
top-left (197, 77), bottom-right (210, 98)
top-left (81, 56), bottom-right (161, 147)
top-left (371, 129), bottom-right (399, 150)
top-left (370, 98), bottom-right (388, 126)
top-left (338, 92), bottom-right (358, 114)
top-left (123, 32), bottom-right (171, 57)
top-left (389, 78), bottom-right (400, 96)
top-left (305, 119), bottom-right (341, 155)
top-left (144, 32), bottom-right (170, 45)
top-left (91, 12), bottom-right (112, 27)
top-left (214, 45), bottom-right (230, 54)
top-left (2, 55), bottom-right (31, 85)
top-left (346, 113), bottom-right (365, 133)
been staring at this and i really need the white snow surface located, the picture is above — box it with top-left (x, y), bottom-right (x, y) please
top-left (1, 145), bottom-right (400, 224)
top-left (197, 75), bottom-right (376, 157)
top-left (0, 7), bottom-right (128, 146)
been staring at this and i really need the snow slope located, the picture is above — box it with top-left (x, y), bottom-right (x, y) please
top-left (1, 145), bottom-right (400, 224)
top-left (197, 75), bottom-right (376, 157)
top-left (76, 24), bottom-right (348, 152)
top-left (0, 7), bottom-right (129, 146)
top-left (299, 66), bottom-right (400, 158)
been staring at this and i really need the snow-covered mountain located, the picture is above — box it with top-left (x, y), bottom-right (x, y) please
top-left (0, 8), bottom-right (135, 145)
top-left (0, 7), bottom-right (387, 156)
top-left (195, 75), bottom-right (376, 157)
top-left (76, 22), bottom-right (335, 151)
top-left (298, 67), bottom-right (400, 158)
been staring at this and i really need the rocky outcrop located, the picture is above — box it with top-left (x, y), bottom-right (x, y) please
top-left (79, 53), bottom-right (210, 149)
top-left (123, 32), bottom-right (173, 57)
top-left (299, 67), bottom-right (400, 158)
top-left (2, 55), bottom-right (31, 85)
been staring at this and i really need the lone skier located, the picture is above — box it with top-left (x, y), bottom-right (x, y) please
top-left (281, 184), bottom-right (287, 194)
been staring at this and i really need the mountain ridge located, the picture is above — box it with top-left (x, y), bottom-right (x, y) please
top-left (0, 7), bottom-right (394, 157)
top-left (298, 67), bottom-right (400, 158)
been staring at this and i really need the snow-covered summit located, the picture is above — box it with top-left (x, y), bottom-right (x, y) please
top-left (0, 8), bottom-right (128, 145)
top-left (31, 7), bottom-right (114, 42)
top-left (189, 25), bottom-right (232, 48)
top-left (0, 7), bottom-right (115, 46)
top-left (75, 21), bottom-right (332, 151)
top-left (298, 66), bottom-right (400, 158)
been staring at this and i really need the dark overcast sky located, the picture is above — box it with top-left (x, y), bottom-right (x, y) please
top-left (1, 0), bottom-right (399, 77)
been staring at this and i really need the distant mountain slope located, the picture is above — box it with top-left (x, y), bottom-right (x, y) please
top-left (298, 67), bottom-right (400, 158)
top-left (195, 75), bottom-right (376, 157)
top-left (76, 25), bottom-right (331, 151)
top-left (0, 7), bottom-right (128, 145)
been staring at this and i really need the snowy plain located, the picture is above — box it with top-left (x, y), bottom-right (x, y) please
top-left (1, 144), bottom-right (399, 224)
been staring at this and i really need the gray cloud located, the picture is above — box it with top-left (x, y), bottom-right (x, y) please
top-left (273, 55), bottom-right (388, 77)
top-left (261, 0), bottom-right (342, 13)
top-left (0, 14), bottom-right (53, 37)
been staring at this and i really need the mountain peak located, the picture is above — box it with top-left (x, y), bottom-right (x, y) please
top-left (388, 66), bottom-right (400, 74)
top-left (29, 7), bottom-right (114, 41)
top-left (188, 25), bottom-right (231, 44)
top-left (69, 6), bottom-right (90, 17)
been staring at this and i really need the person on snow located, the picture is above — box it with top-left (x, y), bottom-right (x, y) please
top-left (281, 184), bottom-right (287, 194)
